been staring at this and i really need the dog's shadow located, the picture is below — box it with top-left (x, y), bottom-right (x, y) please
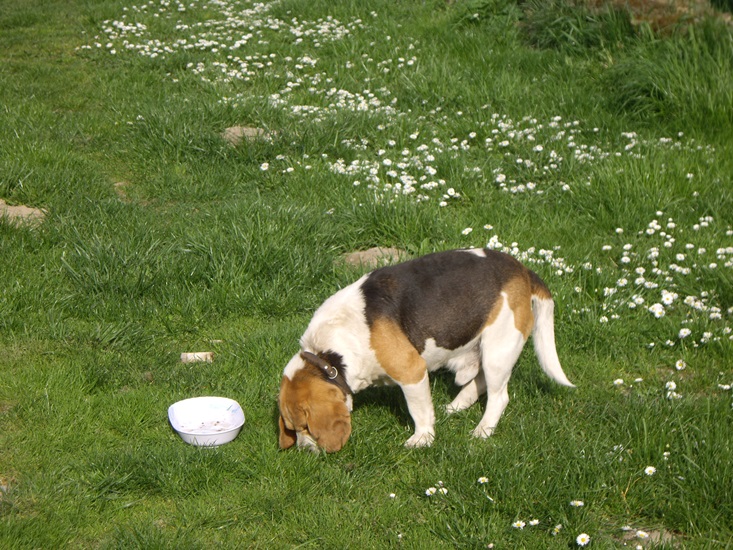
top-left (352, 386), bottom-right (412, 424)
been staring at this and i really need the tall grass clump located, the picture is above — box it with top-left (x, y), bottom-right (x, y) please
top-left (606, 19), bottom-right (733, 133)
top-left (519, 0), bottom-right (636, 53)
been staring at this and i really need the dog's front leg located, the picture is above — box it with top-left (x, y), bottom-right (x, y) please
top-left (369, 320), bottom-right (434, 447)
top-left (400, 373), bottom-right (435, 448)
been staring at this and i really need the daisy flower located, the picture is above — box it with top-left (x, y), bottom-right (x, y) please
top-left (512, 520), bottom-right (526, 529)
top-left (576, 533), bottom-right (591, 546)
top-left (478, 476), bottom-right (489, 484)
top-left (425, 487), bottom-right (437, 496)
top-left (644, 466), bottom-right (656, 476)
top-left (529, 519), bottom-right (540, 526)
top-left (570, 500), bottom-right (585, 507)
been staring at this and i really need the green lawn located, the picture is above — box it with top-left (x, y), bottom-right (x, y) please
top-left (1, 0), bottom-right (732, 547)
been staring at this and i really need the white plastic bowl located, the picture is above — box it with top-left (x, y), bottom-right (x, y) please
top-left (168, 396), bottom-right (245, 447)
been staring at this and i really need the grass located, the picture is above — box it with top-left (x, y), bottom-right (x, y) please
top-left (1, 0), bottom-right (732, 547)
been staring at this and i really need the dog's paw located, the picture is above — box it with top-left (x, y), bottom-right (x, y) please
top-left (404, 431), bottom-right (434, 448)
top-left (471, 425), bottom-right (496, 439)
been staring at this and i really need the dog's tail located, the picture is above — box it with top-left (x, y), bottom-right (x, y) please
top-left (529, 271), bottom-right (575, 387)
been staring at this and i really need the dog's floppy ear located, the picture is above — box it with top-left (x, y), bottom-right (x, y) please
top-left (307, 397), bottom-right (352, 453)
top-left (278, 414), bottom-right (297, 449)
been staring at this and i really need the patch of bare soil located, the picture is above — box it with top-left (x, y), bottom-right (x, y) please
top-left (619, 526), bottom-right (680, 546)
top-left (0, 199), bottom-right (45, 227)
top-left (338, 247), bottom-right (407, 269)
top-left (221, 126), bottom-right (271, 146)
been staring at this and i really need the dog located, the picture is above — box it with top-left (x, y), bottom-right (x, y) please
top-left (278, 248), bottom-right (574, 452)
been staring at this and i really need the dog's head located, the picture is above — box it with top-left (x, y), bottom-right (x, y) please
top-left (278, 352), bottom-right (352, 453)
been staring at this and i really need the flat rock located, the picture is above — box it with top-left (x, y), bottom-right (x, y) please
top-left (0, 199), bottom-right (45, 227)
top-left (222, 126), bottom-right (270, 146)
top-left (338, 247), bottom-right (407, 269)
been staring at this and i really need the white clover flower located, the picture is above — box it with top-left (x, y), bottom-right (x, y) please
top-left (576, 533), bottom-right (591, 546)
top-left (512, 520), bottom-right (526, 529)
top-left (644, 466), bottom-right (656, 476)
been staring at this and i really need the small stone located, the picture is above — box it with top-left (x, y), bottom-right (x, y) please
top-left (180, 352), bottom-right (214, 363)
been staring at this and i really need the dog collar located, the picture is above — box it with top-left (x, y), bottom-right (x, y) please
top-left (300, 350), bottom-right (353, 395)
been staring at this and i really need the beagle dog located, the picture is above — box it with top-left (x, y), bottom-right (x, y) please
top-left (278, 248), bottom-right (574, 452)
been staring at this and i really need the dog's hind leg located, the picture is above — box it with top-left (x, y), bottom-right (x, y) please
top-left (446, 370), bottom-right (486, 414)
top-left (471, 299), bottom-right (527, 438)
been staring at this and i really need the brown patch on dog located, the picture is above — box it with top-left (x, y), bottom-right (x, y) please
top-left (476, 274), bottom-right (534, 339)
top-left (504, 274), bottom-right (534, 339)
top-left (278, 371), bottom-right (351, 452)
top-left (369, 318), bottom-right (427, 385)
